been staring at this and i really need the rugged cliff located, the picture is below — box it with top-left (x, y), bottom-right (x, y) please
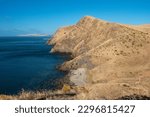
top-left (48, 16), bottom-right (150, 99)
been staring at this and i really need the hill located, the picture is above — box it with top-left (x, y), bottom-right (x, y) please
top-left (48, 16), bottom-right (150, 99)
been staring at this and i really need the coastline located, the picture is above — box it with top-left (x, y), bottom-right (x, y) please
top-left (1, 16), bottom-right (150, 100)
top-left (47, 16), bottom-right (150, 100)
top-left (0, 37), bottom-right (75, 99)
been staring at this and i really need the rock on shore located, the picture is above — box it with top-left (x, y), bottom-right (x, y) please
top-left (48, 16), bottom-right (150, 99)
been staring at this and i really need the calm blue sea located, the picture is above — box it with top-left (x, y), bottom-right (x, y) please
top-left (0, 36), bottom-right (67, 95)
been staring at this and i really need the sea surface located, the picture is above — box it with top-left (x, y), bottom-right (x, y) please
top-left (0, 36), bottom-right (68, 95)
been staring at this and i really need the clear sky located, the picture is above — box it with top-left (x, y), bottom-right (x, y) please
top-left (0, 0), bottom-right (150, 36)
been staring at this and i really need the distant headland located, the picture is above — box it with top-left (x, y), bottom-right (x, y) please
top-left (17, 34), bottom-right (49, 37)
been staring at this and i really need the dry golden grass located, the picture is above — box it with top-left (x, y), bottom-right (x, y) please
top-left (48, 16), bottom-right (150, 99)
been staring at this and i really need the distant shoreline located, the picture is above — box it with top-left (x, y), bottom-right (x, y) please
top-left (17, 34), bottom-right (50, 37)
top-left (0, 36), bottom-right (51, 38)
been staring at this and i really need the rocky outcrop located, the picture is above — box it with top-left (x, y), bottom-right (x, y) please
top-left (48, 16), bottom-right (150, 99)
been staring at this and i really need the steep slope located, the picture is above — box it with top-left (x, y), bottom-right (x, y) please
top-left (48, 16), bottom-right (150, 99)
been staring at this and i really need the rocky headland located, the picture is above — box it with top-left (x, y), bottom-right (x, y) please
top-left (1, 16), bottom-right (150, 100)
top-left (48, 16), bottom-right (150, 99)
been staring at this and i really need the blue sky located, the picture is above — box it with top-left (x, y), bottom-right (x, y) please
top-left (0, 0), bottom-right (150, 36)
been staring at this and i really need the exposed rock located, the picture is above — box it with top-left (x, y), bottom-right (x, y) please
top-left (69, 68), bottom-right (88, 86)
top-left (48, 16), bottom-right (150, 99)
top-left (117, 94), bottom-right (150, 100)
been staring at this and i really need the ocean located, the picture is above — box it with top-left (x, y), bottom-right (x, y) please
top-left (0, 36), bottom-right (68, 95)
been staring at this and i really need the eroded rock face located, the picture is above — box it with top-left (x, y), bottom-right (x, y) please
top-left (69, 68), bottom-right (88, 86)
top-left (48, 16), bottom-right (150, 99)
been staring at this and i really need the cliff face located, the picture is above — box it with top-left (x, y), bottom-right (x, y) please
top-left (49, 16), bottom-right (150, 99)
